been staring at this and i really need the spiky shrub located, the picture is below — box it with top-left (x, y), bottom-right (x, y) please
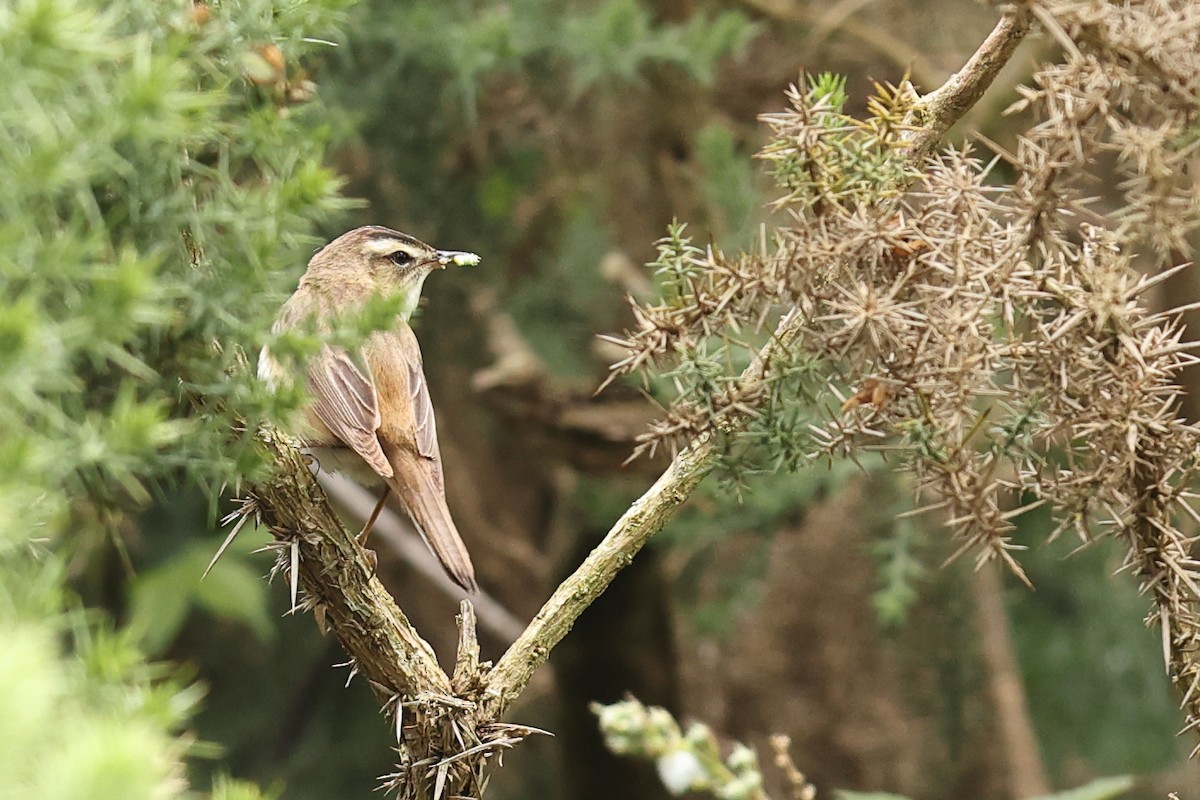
top-left (0, 0), bottom-right (349, 794)
top-left (604, 3), bottom-right (1200, 749)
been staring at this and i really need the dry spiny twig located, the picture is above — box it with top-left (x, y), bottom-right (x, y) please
top-left (602, 0), bottom-right (1200, 752)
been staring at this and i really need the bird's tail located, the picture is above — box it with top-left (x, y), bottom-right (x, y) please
top-left (386, 456), bottom-right (478, 593)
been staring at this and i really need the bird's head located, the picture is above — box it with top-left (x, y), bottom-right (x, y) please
top-left (305, 226), bottom-right (480, 319)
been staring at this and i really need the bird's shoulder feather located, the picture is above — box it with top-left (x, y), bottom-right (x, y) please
top-left (306, 345), bottom-right (393, 479)
top-left (362, 326), bottom-right (445, 491)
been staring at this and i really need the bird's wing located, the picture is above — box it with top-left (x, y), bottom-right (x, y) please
top-left (365, 327), bottom-right (474, 591)
top-left (406, 353), bottom-right (446, 491)
top-left (307, 345), bottom-right (394, 479)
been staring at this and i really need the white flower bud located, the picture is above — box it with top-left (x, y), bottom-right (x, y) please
top-left (656, 749), bottom-right (703, 796)
top-left (726, 742), bottom-right (757, 773)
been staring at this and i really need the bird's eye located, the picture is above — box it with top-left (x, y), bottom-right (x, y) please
top-left (388, 250), bottom-right (414, 267)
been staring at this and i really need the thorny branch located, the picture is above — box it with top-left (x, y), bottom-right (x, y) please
top-left (906, 8), bottom-right (1031, 160)
top-left (248, 425), bottom-right (450, 699)
top-left (246, 427), bottom-right (542, 799)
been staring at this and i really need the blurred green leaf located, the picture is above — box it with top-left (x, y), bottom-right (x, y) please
top-left (194, 554), bottom-right (275, 643)
top-left (212, 774), bottom-right (279, 800)
top-left (128, 539), bottom-right (274, 656)
top-left (1029, 777), bottom-right (1134, 800)
top-left (128, 559), bottom-right (194, 657)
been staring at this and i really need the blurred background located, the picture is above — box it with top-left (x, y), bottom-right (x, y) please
top-left (3, 0), bottom-right (1199, 798)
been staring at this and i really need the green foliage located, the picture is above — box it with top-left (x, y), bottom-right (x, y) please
top-left (694, 123), bottom-right (763, 249)
top-left (212, 775), bottom-right (278, 800)
top-left (0, 556), bottom-right (202, 800)
top-left (505, 207), bottom-right (618, 375)
top-left (809, 72), bottom-right (849, 112)
top-left (870, 514), bottom-right (926, 627)
top-left (0, 0), bottom-right (353, 537)
top-left (639, 226), bottom-right (765, 423)
top-left (558, 0), bottom-right (758, 94)
top-left (1, 0), bottom-right (354, 794)
top-left (1029, 777), bottom-right (1135, 800)
top-left (759, 73), bottom-right (919, 211)
top-left (649, 221), bottom-right (708, 303)
top-left (1008, 510), bottom-right (1186, 775)
top-left (338, 0), bottom-right (756, 115)
top-left (626, 222), bottom-right (836, 474)
top-left (128, 535), bottom-right (275, 657)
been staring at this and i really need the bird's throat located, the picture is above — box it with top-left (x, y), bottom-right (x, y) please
top-left (394, 271), bottom-right (431, 322)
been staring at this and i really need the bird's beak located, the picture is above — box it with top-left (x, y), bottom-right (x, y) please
top-left (434, 250), bottom-right (481, 269)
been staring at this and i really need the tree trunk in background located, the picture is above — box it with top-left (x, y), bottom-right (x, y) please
top-left (554, 525), bottom-right (682, 800)
top-left (681, 480), bottom-right (1007, 800)
top-left (973, 563), bottom-right (1050, 798)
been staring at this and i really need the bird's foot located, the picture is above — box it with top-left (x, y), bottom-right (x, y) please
top-left (299, 450), bottom-right (321, 476)
top-left (356, 487), bottom-right (390, 548)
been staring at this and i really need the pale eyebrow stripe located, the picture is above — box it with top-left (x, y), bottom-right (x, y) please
top-left (363, 237), bottom-right (412, 256)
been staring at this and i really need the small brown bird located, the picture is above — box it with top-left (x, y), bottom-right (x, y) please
top-left (259, 226), bottom-right (481, 592)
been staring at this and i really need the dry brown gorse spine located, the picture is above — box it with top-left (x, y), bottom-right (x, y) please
top-left (603, 0), bottom-right (1200, 750)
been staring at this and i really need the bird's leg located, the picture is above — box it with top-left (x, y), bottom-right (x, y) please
top-left (357, 486), bottom-right (390, 547)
